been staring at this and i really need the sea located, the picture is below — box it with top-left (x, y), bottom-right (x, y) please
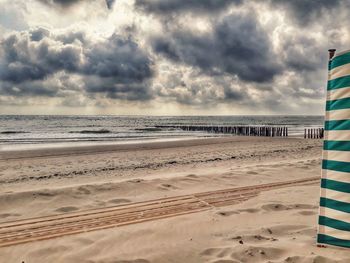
top-left (0, 115), bottom-right (324, 149)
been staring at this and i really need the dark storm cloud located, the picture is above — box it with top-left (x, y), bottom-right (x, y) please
top-left (38, 0), bottom-right (115, 9)
top-left (144, 0), bottom-right (344, 109)
top-left (106, 0), bottom-right (115, 9)
top-left (223, 87), bottom-right (245, 101)
top-left (152, 13), bottom-right (280, 83)
top-left (29, 27), bottom-right (50, 41)
top-left (281, 35), bottom-right (327, 72)
top-left (0, 31), bottom-right (82, 83)
top-left (83, 34), bottom-right (152, 81)
top-left (38, 0), bottom-right (81, 8)
top-left (0, 29), bottom-right (153, 100)
top-left (55, 31), bottom-right (86, 44)
top-left (85, 77), bottom-right (153, 101)
top-left (0, 81), bottom-right (59, 97)
top-left (270, 0), bottom-right (341, 25)
top-left (135, 0), bottom-right (241, 14)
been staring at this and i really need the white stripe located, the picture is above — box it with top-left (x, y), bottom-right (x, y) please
top-left (321, 169), bottom-right (350, 184)
top-left (319, 206), bottom-right (350, 225)
top-left (318, 225), bottom-right (350, 240)
top-left (327, 87), bottom-right (350, 101)
top-left (333, 49), bottom-right (350, 58)
top-left (320, 188), bottom-right (350, 204)
top-left (324, 150), bottom-right (350, 163)
top-left (329, 63), bottom-right (350, 80)
top-left (326, 109), bottom-right (350, 121)
top-left (325, 130), bottom-right (350, 141)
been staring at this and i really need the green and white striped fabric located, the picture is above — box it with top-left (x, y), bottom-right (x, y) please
top-left (318, 49), bottom-right (350, 248)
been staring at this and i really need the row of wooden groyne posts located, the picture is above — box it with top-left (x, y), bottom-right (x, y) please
top-left (304, 128), bottom-right (324, 139)
top-left (155, 125), bottom-right (325, 139)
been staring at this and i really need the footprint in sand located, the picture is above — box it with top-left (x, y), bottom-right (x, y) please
top-left (260, 224), bottom-right (312, 237)
top-left (237, 208), bottom-right (260, 213)
top-left (294, 204), bottom-right (318, 209)
top-left (158, 183), bottom-right (179, 190)
top-left (231, 245), bottom-right (285, 262)
top-left (37, 191), bottom-right (57, 197)
top-left (113, 260), bottom-right (150, 263)
top-left (261, 203), bottom-right (317, 212)
top-left (108, 198), bottom-right (131, 204)
top-left (55, 206), bottom-right (79, 213)
top-left (128, 179), bottom-right (144, 183)
top-left (201, 245), bottom-right (285, 263)
top-left (75, 237), bottom-right (95, 246)
top-left (201, 247), bottom-right (226, 257)
top-left (261, 204), bottom-right (289, 211)
top-left (212, 260), bottom-right (239, 263)
top-left (216, 211), bottom-right (239, 217)
top-left (226, 234), bottom-right (278, 244)
top-left (283, 255), bottom-right (350, 263)
top-left (297, 210), bottom-right (317, 216)
top-left (246, 171), bottom-right (258, 175)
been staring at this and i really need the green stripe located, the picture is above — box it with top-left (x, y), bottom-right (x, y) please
top-left (328, 75), bottom-right (350, 90)
top-left (320, 197), bottom-right (350, 213)
top-left (317, 234), bottom-right (350, 248)
top-left (325, 119), bottom-right (350, 130)
top-left (322, 159), bottom-right (350, 173)
top-left (326, 97), bottom-right (350, 111)
top-left (328, 60), bottom-right (333, 71)
top-left (324, 140), bottom-right (350, 151)
top-left (319, 216), bottom-right (350, 232)
top-left (330, 52), bottom-right (350, 70)
top-left (321, 178), bottom-right (350, 193)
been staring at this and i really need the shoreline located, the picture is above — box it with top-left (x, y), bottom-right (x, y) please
top-left (0, 135), bottom-right (306, 160)
top-left (0, 136), bottom-right (206, 155)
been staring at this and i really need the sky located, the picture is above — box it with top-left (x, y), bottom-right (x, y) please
top-left (0, 0), bottom-right (349, 115)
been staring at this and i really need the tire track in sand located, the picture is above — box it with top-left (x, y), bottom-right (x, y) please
top-left (0, 177), bottom-right (319, 247)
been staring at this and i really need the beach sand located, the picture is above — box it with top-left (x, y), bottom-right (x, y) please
top-left (0, 137), bottom-right (349, 263)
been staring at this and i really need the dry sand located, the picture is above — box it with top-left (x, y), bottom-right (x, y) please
top-left (0, 137), bottom-right (349, 263)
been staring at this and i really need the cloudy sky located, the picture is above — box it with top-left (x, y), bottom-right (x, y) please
top-left (0, 0), bottom-right (348, 115)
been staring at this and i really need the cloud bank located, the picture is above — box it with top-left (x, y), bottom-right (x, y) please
top-left (0, 27), bottom-right (153, 100)
top-left (0, 0), bottom-right (348, 114)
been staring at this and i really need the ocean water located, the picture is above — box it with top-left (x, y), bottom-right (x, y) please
top-left (0, 115), bottom-right (324, 146)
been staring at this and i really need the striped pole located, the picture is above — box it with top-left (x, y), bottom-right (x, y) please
top-left (317, 49), bottom-right (350, 249)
